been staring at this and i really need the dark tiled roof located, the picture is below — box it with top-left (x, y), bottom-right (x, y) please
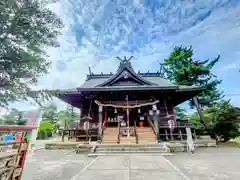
top-left (78, 74), bottom-right (202, 91)
top-left (79, 76), bottom-right (176, 88)
top-left (55, 59), bottom-right (203, 93)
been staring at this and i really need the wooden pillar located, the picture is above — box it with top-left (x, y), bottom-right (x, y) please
top-left (193, 128), bottom-right (197, 140)
top-left (104, 107), bottom-right (107, 121)
top-left (68, 130), bottom-right (70, 140)
top-left (61, 129), bottom-right (64, 142)
top-left (165, 129), bottom-right (169, 141)
top-left (179, 128), bottom-right (183, 140)
top-left (98, 106), bottom-right (103, 136)
top-left (104, 107), bottom-right (108, 127)
top-left (152, 105), bottom-right (159, 142)
top-left (61, 119), bottom-right (67, 142)
top-left (170, 129), bottom-right (173, 141)
top-left (147, 107), bottom-right (150, 122)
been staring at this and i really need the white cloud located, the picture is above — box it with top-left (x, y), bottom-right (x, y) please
top-left (6, 0), bottom-right (240, 113)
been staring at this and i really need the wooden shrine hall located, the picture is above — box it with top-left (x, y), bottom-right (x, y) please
top-left (53, 57), bottom-right (203, 144)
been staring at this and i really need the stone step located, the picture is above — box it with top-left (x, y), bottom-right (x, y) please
top-left (138, 141), bottom-right (156, 143)
top-left (94, 151), bottom-right (169, 154)
top-left (96, 144), bottom-right (165, 148)
top-left (102, 140), bottom-right (117, 142)
top-left (137, 131), bottom-right (153, 132)
top-left (95, 147), bottom-right (167, 152)
top-left (103, 137), bottom-right (118, 139)
top-left (88, 153), bottom-right (175, 156)
top-left (138, 136), bottom-right (154, 138)
top-left (137, 132), bottom-right (154, 133)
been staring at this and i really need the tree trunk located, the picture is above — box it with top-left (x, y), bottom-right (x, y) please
top-left (223, 135), bottom-right (230, 142)
top-left (193, 97), bottom-right (218, 140)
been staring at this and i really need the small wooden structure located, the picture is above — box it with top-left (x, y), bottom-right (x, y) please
top-left (0, 125), bottom-right (37, 180)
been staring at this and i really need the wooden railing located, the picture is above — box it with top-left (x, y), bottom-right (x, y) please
top-left (147, 118), bottom-right (157, 135)
top-left (133, 120), bottom-right (138, 144)
top-left (0, 125), bottom-right (37, 179)
top-left (0, 152), bottom-right (19, 179)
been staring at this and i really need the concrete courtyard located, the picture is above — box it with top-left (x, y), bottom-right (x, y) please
top-left (22, 148), bottom-right (240, 180)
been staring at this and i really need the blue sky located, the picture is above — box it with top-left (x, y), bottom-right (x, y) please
top-left (2, 0), bottom-right (240, 114)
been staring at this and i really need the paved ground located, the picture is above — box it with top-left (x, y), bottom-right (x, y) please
top-left (34, 137), bottom-right (61, 149)
top-left (22, 148), bottom-right (240, 180)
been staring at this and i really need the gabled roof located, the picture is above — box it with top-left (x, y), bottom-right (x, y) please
top-left (78, 58), bottom-right (180, 90)
top-left (96, 59), bottom-right (156, 86)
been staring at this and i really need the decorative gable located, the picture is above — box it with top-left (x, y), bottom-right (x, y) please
top-left (96, 57), bottom-right (157, 87)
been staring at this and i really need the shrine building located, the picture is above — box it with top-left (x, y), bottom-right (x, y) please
top-left (53, 57), bottom-right (203, 144)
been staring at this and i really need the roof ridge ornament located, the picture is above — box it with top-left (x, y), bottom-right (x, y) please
top-left (116, 56), bottom-right (134, 67)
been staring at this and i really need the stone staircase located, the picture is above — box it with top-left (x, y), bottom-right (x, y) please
top-left (137, 127), bottom-right (157, 144)
top-left (90, 144), bottom-right (171, 155)
top-left (102, 127), bottom-right (119, 144)
top-left (120, 136), bottom-right (137, 144)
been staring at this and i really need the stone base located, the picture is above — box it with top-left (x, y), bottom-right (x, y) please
top-left (163, 139), bottom-right (217, 152)
top-left (45, 142), bottom-right (80, 150)
top-left (91, 144), bottom-right (169, 154)
top-left (44, 139), bottom-right (217, 155)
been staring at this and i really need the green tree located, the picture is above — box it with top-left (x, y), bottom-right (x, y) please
top-left (0, 0), bottom-right (63, 108)
top-left (206, 100), bottom-right (240, 142)
top-left (164, 46), bottom-right (222, 107)
top-left (187, 111), bottom-right (213, 135)
top-left (175, 106), bottom-right (187, 119)
top-left (42, 103), bottom-right (58, 124)
top-left (37, 121), bottom-right (54, 139)
top-left (0, 118), bottom-right (5, 125)
top-left (1, 108), bottom-right (24, 125)
top-left (188, 101), bottom-right (240, 141)
top-left (57, 106), bottom-right (79, 128)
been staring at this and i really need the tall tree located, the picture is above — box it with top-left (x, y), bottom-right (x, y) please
top-left (42, 103), bottom-right (58, 124)
top-left (57, 106), bottom-right (78, 128)
top-left (1, 108), bottom-right (26, 125)
top-left (175, 106), bottom-right (187, 119)
top-left (164, 46), bottom-right (223, 108)
top-left (0, 0), bottom-right (63, 107)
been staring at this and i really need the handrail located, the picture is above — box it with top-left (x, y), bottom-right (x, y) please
top-left (133, 120), bottom-right (138, 144)
top-left (147, 118), bottom-right (157, 135)
top-left (117, 120), bottom-right (121, 144)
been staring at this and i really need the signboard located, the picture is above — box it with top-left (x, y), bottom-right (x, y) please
top-left (168, 120), bottom-right (175, 129)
